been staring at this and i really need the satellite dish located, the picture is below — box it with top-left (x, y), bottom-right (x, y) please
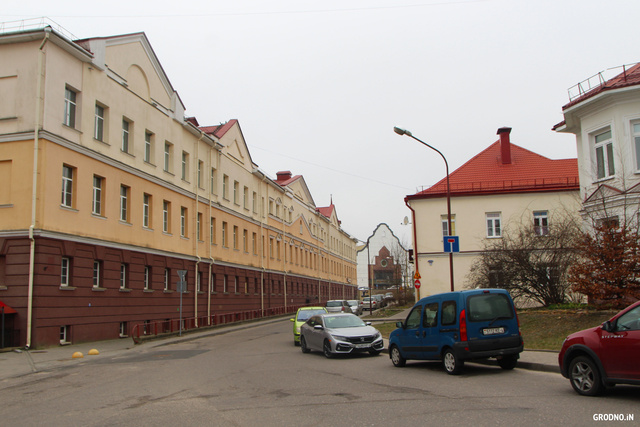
top-left (403, 216), bottom-right (410, 225)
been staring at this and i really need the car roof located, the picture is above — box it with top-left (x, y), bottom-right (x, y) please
top-left (318, 313), bottom-right (356, 318)
top-left (298, 306), bottom-right (326, 311)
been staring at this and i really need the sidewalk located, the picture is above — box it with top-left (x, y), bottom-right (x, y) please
top-left (0, 311), bottom-right (559, 382)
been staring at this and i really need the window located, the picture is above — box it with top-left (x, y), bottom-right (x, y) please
top-left (252, 232), bottom-right (257, 254)
top-left (120, 185), bottom-right (130, 222)
top-left (121, 118), bottom-right (131, 153)
top-left (93, 260), bottom-right (101, 288)
top-left (243, 229), bottom-right (248, 252)
top-left (233, 226), bottom-right (238, 249)
top-left (181, 151), bottom-right (189, 181)
top-left (222, 222), bottom-right (228, 247)
top-left (164, 141), bottom-right (173, 172)
top-left (634, 123), bottom-right (640, 171)
top-left (92, 175), bottom-right (103, 215)
top-left (233, 181), bottom-right (239, 204)
top-left (163, 200), bottom-right (171, 233)
top-left (197, 212), bottom-right (202, 241)
top-left (197, 272), bottom-right (202, 292)
top-left (120, 263), bottom-right (127, 289)
top-left (61, 165), bottom-right (74, 208)
top-left (533, 211), bottom-right (549, 236)
top-left (60, 325), bottom-right (70, 344)
top-left (422, 302), bottom-right (438, 328)
top-left (223, 175), bottom-right (229, 199)
top-left (252, 192), bottom-right (257, 213)
top-left (594, 129), bottom-right (614, 179)
top-left (63, 87), bottom-right (77, 128)
top-left (143, 193), bottom-right (152, 228)
top-left (210, 168), bottom-right (216, 194)
top-left (144, 266), bottom-right (151, 290)
top-left (61, 257), bottom-right (70, 286)
top-left (441, 301), bottom-right (457, 326)
top-left (223, 275), bottom-right (228, 293)
top-left (144, 131), bottom-right (153, 163)
top-left (180, 207), bottom-right (188, 237)
top-left (210, 217), bottom-right (216, 243)
top-left (441, 214), bottom-right (456, 237)
top-left (94, 104), bottom-right (105, 141)
top-left (197, 161), bottom-right (204, 188)
top-left (119, 322), bottom-right (128, 337)
top-left (486, 212), bottom-right (501, 238)
top-left (243, 186), bottom-right (249, 209)
top-left (164, 268), bottom-right (170, 291)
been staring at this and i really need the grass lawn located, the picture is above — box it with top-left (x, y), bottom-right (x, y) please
top-left (373, 306), bottom-right (616, 352)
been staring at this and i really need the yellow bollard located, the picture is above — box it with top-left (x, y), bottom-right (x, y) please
top-left (88, 349), bottom-right (99, 356)
top-left (72, 351), bottom-right (84, 359)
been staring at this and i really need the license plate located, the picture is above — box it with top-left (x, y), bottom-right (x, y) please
top-left (483, 327), bottom-right (505, 336)
top-left (354, 343), bottom-right (370, 349)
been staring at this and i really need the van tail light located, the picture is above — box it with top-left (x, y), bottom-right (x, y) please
top-left (459, 309), bottom-right (468, 342)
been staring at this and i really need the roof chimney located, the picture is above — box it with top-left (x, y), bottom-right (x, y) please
top-left (276, 171), bottom-right (292, 181)
top-left (497, 127), bottom-right (512, 164)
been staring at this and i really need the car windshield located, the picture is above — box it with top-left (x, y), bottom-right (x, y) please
top-left (467, 293), bottom-right (514, 322)
top-left (297, 309), bottom-right (326, 321)
top-left (326, 301), bottom-right (343, 307)
top-left (347, 300), bottom-right (358, 306)
top-left (324, 315), bottom-right (366, 329)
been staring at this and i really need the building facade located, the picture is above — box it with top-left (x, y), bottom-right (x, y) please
top-left (554, 63), bottom-right (640, 227)
top-left (405, 127), bottom-right (581, 297)
top-left (0, 26), bottom-right (357, 348)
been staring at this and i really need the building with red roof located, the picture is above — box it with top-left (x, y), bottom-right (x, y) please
top-left (405, 127), bottom-right (580, 297)
top-left (554, 62), bottom-right (640, 225)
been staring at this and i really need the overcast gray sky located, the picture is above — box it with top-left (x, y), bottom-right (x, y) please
top-left (3, 0), bottom-right (638, 244)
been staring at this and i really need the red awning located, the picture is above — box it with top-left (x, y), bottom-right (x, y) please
top-left (0, 301), bottom-right (17, 314)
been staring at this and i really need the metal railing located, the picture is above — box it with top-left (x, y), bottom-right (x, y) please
top-left (130, 304), bottom-right (308, 344)
top-left (567, 62), bottom-right (639, 102)
top-left (0, 17), bottom-right (78, 41)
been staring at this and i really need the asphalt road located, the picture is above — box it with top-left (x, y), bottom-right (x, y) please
top-left (1, 319), bottom-right (638, 426)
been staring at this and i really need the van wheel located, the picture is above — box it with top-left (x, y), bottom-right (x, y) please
top-left (443, 348), bottom-right (464, 375)
top-left (569, 356), bottom-right (603, 396)
top-left (390, 346), bottom-right (406, 367)
top-left (498, 355), bottom-right (518, 370)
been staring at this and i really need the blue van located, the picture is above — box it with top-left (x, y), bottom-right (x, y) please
top-left (388, 289), bottom-right (523, 374)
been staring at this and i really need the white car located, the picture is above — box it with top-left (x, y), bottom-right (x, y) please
top-left (347, 300), bottom-right (362, 315)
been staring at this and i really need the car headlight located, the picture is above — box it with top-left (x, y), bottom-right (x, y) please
top-left (332, 335), bottom-right (349, 342)
top-left (374, 332), bottom-right (381, 340)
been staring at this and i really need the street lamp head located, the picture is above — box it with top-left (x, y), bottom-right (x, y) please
top-left (393, 126), bottom-right (412, 137)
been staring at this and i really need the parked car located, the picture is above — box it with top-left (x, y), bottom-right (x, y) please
top-left (361, 297), bottom-right (378, 311)
top-left (347, 300), bottom-right (362, 316)
top-left (372, 294), bottom-right (386, 308)
top-left (290, 307), bottom-right (327, 345)
top-left (559, 300), bottom-right (640, 396)
top-left (325, 300), bottom-right (350, 313)
top-left (299, 313), bottom-right (384, 358)
top-left (388, 289), bottom-right (523, 375)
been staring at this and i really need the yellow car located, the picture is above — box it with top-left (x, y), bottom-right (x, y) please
top-left (290, 307), bottom-right (327, 345)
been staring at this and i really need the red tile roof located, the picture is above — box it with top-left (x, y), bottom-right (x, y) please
top-left (317, 204), bottom-right (336, 220)
top-left (200, 119), bottom-right (238, 138)
top-left (275, 171), bottom-right (302, 187)
top-left (562, 63), bottom-right (640, 111)
top-left (406, 139), bottom-right (579, 200)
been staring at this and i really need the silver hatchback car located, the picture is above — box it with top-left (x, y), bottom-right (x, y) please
top-left (300, 313), bottom-right (384, 358)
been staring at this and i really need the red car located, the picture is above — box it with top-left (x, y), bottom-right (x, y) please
top-left (559, 300), bottom-right (640, 396)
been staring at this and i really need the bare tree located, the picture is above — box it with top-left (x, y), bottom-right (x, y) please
top-left (468, 211), bottom-right (582, 306)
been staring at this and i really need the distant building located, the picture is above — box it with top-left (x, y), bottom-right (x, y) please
top-left (0, 24), bottom-right (357, 348)
top-left (357, 224), bottom-right (411, 292)
top-left (405, 127), bottom-right (581, 297)
top-left (553, 62), bottom-right (640, 227)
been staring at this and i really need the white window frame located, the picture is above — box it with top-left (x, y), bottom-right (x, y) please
top-left (164, 142), bottom-right (172, 172)
top-left (121, 118), bottom-right (131, 153)
top-left (594, 128), bottom-right (614, 180)
top-left (180, 207), bottom-right (187, 237)
top-left (144, 266), bottom-right (151, 290)
top-left (63, 87), bottom-right (76, 128)
top-left (143, 193), bottom-right (151, 228)
top-left (533, 211), bottom-right (549, 236)
top-left (94, 104), bottom-right (104, 141)
top-left (164, 268), bottom-right (170, 291)
top-left (181, 151), bottom-right (189, 181)
top-left (120, 263), bottom-right (127, 289)
top-left (61, 257), bottom-right (70, 286)
top-left (441, 214), bottom-right (456, 237)
top-left (92, 175), bottom-right (103, 215)
top-left (633, 122), bottom-right (640, 172)
top-left (93, 260), bottom-right (101, 288)
top-left (163, 200), bottom-right (170, 233)
top-left (60, 325), bottom-right (70, 344)
top-left (486, 212), bottom-right (502, 238)
top-left (144, 131), bottom-right (153, 163)
top-left (61, 165), bottom-right (73, 207)
top-left (120, 185), bottom-right (129, 222)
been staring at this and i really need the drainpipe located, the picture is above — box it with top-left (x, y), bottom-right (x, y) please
top-left (26, 28), bottom-right (51, 349)
top-left (405, 198), bottom-right (419, 302)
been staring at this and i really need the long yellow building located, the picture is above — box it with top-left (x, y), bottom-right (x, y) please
top-left (0, 24), bottom-right (357, 348)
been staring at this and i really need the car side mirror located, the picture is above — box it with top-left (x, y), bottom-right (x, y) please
top-left (602, 320), bottom-right (613, 332)
top-left (314, 324), bottom-right (324, 330)
top-left (396, 321), bottom-right (404, 329)
top-left (366, 322), bottom-right (372, 326)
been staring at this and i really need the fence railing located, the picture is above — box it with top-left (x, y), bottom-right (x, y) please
top-left (130, 304), bottom-right (307, 344)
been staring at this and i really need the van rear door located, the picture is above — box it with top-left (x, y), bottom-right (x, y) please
top-left (465, 291), bottom-right (520, 352)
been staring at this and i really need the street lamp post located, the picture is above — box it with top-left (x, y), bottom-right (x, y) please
top-left (394, 126), bottom-right (455, 292)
